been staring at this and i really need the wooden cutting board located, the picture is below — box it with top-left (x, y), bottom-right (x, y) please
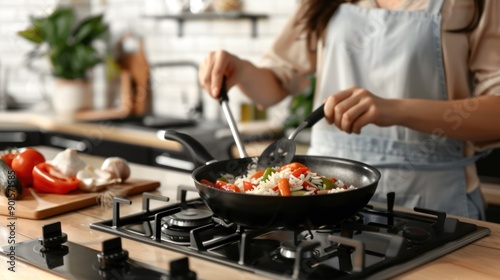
top-left (0, 178), bottom-right (160, 220)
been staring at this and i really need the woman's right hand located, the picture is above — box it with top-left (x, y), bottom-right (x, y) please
top-left (198, 50), bottom-right (243, 99)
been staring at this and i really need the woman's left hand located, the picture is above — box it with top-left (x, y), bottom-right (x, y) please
top-left (324, 86), bottom-right (397, 134)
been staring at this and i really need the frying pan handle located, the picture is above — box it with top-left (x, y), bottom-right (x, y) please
top-left (162, 130), bottom-right (216, 167)
top-left (304, 103), bottom-right (325, 128)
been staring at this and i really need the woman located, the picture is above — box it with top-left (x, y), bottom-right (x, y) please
top-left (198, 0), bottom-right (500, 219)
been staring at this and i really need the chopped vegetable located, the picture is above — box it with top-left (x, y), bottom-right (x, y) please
top-left (1, 149), bottom-right (17, 168)
top-left (11, 147), bottom-right (45, 187)
top-left (277, 178), bottom-right (291, 196)
top-left (201, 161), bottom-right (357, 196)
top-left (32, 162), bottom-right (80, 194)
top-left (0, 158), bottom-right (23, 200)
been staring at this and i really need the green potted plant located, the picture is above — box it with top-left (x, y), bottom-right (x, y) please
top-left (17, 7), bottom-right (109, 116)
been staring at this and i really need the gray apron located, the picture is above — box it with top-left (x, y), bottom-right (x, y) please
top-left (309, 0), bottom-right (485, 219)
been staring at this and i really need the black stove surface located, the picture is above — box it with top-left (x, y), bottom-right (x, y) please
top-left (88, 186), bottom-right (490, 280)
top-left (1, 221), bottom-right (197, 280)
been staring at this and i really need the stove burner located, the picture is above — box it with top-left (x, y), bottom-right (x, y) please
top-left (279, 241), bottom-right (313, 260)
top-left (163, 209), bottom-right (213, 228)
top-left (161, 209), bottom-right (215, 245)
top-left (317, 213), bottom-right (364, 234)
top-left (403, 226), bottom-right (431, 243)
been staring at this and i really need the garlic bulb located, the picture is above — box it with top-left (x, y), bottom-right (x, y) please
top-left (101, 157), bottom-right (131, 181)
top-left (76, 165), bottom-right (120, 192)
top-left (49, 148), bottom-right (86, 177)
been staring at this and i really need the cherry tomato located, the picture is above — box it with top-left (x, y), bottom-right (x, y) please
top-left (215, 179), bottom-right (228, 189)
top-left (221, 183), bottom-right (240, 192)
top-left (1, 151), bottom-right (17, 168)
top-left (11, 147), bottom-right (45, 187)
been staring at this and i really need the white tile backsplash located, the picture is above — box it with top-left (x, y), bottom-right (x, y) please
top-left (0, 0), bottom-right (298, 122)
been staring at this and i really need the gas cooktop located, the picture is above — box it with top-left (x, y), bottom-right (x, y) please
top-left (90, 186), bottom-right (489, 279)
top-left (3, 185), bottom-right (490, 280)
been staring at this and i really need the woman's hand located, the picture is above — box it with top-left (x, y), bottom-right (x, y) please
top-left (198, 50), bottom-right (290, 108)
top-left (324, 87), bottom-right (397, 134)
top-left (198, 50), bottom-right (244, 99)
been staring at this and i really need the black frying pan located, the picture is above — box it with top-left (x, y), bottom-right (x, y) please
top-left (164, 130), bottom-right (381, 229)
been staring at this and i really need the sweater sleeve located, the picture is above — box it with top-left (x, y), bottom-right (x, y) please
top-left (469, 0), bottom-right (500, 97)
top-left (258, 4), bottom-right (317, 96)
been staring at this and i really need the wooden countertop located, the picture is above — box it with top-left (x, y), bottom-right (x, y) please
top-left (0, 110), bottom-right (283, 151)
top-left (0, 111), bottom-right (183, 150)
top-left (1, 147), bottom-right (500, 279)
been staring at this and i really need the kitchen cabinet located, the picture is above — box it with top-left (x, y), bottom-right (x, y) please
top-left (42, 132), bottom-right (151, 165)
top-left (42, 131), bottom-right (199, 172)
top-left (150, 147), bottom-right (195, 172)
top-left (0, 128), bottom-right (42, 150)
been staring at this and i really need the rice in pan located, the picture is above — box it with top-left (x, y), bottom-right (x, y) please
top-left (216, 161), bottom-right (356, 196)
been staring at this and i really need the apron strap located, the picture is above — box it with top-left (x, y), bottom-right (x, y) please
top-left (426, 0), bottom-right (445, 16)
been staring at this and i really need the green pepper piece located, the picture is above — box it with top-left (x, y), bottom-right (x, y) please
top-left (261, 167), bottom-right (276, 182)
top-left (321, 177), bottom-right (335, 190)
top-left (217, 176), bottom-right (228, 183)
top-left (291, 190), bottom-right (308, 196)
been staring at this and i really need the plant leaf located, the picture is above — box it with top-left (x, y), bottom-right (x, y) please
top-left (32, 8), bottom-right (74, 48)
top-left (17, 26), bottom-right (43, 44)
top-left (72, 14), bottom-right (108, 45)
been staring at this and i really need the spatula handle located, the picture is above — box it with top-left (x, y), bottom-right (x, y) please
top-left (304, 103), bottom-right (325, 128)
top-left (217, 76), bottom-right (248, 158)
top-left (218, 76), bottom-right (229, 103)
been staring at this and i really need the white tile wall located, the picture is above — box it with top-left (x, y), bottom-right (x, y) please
top-left (0, 0), bottom-right (299, 124)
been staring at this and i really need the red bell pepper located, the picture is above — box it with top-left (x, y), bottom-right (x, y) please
top-left (302, 181), bottom-right (319, 193)
top-left (214, 179), bottom-right (240, 192)
top-left (243, 181), bottom-right (256, 191)
top-left (292, 167), bottom-right (309, 178)
top-left (279, 162), bottom-right (306, 172)
top-left (32, 162), bottom-right (80, 194)
top-left (200, 179), bottom-right (215, 188)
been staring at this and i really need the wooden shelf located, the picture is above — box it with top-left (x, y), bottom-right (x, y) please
top-left (145, 12), bottom-right (269, 38)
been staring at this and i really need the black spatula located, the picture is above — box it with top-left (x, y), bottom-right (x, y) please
top-left (257, 104), bottom-right (325, 168)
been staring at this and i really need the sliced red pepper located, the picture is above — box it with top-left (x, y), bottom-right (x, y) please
top-left (243, 181), bottom-right (256, 192)
top-left (200, 179), bottom-right (215, 188)
top-left (292, 167), bottom-right (309, 178)
top-left (278, 178), bottom-right (291, 196)
top-left (32, 162), bottom-right (80, 194)
top-left (302, 181), bottom-right (319, 192)
top-left (279, 162), bottom-right (306, 172)
top-left (213, 180), bottom-right (241, 192)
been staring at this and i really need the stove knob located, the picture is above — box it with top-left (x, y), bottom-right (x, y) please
top-left (38, 222), bottom-right (68, 249)
top-left (170, 257), bottom-right (197, 280)
top-left (97, 237), bottom-right (129, 268)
